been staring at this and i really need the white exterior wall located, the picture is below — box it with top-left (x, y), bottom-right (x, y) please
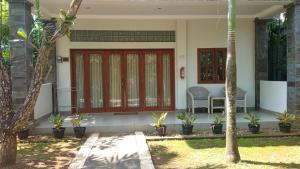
top-left (56, 18), bottom-right (256, 111)
top-left (187, 19), bottom-right (255, 107)
top-left (260, 80), bottom-right (287, 113)
top-left (34, 83), bottom-right (53, 119)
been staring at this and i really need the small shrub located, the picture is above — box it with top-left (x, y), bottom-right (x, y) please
top-left (212, 112), bottom-right (225, 125)
top-left (49, 114), bottom-right (64, 129)
top-left (244, 113), bottom-right (260, 127)
top-left (277, 111), bottom-right (295, 126)
top-left (71, 113), bottom-right (86, 127)
top-left (151, 112), bottom-right (168, 128)
top-left (177, 111), bottom-right (196, 127)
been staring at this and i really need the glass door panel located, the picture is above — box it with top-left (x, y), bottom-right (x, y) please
top-left (127, 54), bottom-right (139, 107)
top-left (109, 54), bottom-right (122, 108)
top-left (76, 54), bottom-right (84, 108)
top-left (163, 54), bottom-right (171, 107)
top-left (90, 54), bottom-right (103, 108)
top-left (145, 53), bottom-right (158, 107)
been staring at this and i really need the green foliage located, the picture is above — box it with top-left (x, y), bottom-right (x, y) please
top-left (267, 16), bottom-right (287, 81)
top-left (30, 0), bottom-right (44, 65)
top-left (18, 120), bottom-right (33, 130)
top-left (71, 113), bottom-right (86, 127)
top-left (1, 0), bottom-right (10, 69)
top-left (57, 9), bottom-right (76, 39)
top-left (177, 111), bottom-right (196, 127)
top-left (17, 28), bottom-right (28, 39)
top-left (151, 112), bottom-right (168, 128)
top-left (244, 113), bottom-right (260, 126)
top-left (277, 111), bottom-right (295, 125)
top-left (213, 112), bottom-right (225, 125)
top-left (49, 114), bottom-right (64, 129)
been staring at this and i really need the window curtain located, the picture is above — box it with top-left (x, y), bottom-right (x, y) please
top-left (127, 54), bottom-right (139, 107)
top-left (163, 54), bottom-right (171, 107)
top-left (90, 54), bottom-right (103, 108)
top-left (145, 53), bottom-right (157, 107)
top-left (109, 54), bottom-right (122, 107)
top-left (76, 54), bottom-right (84, 108)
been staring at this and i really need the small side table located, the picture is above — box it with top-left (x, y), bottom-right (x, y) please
top-left (211, 97), bottom-right (226, 114)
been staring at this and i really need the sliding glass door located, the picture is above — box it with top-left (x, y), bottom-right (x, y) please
top-left (71, 49), bottom-right (175, 113)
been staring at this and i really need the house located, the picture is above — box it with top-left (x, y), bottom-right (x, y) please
top-left (7, 0), bottom-right (300, 124)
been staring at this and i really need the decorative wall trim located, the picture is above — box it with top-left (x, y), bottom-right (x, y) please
top-left (70, 30), bottom-right (176, 42)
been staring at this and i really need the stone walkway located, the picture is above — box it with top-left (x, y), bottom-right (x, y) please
top-left (69, 132), bottom-right (154, 169)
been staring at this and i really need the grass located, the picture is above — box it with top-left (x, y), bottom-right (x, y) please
top-left (149, 136), bottom-right (300, 169)
top-left (4, 135), bottom-right (85, 169)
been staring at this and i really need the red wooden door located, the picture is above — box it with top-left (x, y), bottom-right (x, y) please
top-left (70, 49), bottom-right (175, 113)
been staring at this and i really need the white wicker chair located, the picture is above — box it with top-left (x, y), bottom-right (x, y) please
top-left (187, 87), bottom-right (211, 114)
top-left (222, 87), bottom-right (247, 113)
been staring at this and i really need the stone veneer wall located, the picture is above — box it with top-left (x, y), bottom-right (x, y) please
top-left (8, 0), bottom-right (33, 109)
top-left (255, 18), bottom-right (269, 110)
top-left (286, 1), bottom-right (300, 126)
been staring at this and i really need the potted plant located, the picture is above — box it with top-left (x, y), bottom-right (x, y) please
top-left (211, 112), bottom-right (225, 134)
top-left (151, 112), bottom-right (168, 136)
top-left (177, 111), bottom-right (196, 135)
top-left (244, 113), bottom-right (260, 134)
top-left (17, 120), bottom-right (33, 140)
top-left (49, 114), bottom-right (65, 139)
top-left (71, 113), bottom-right (87, 138)
top-left (277, 111), bottom-right (295, 133)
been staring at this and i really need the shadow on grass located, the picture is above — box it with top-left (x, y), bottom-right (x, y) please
top-left (149, 144), bottom-right (178, 166)
top-left (11, 136), bottom-right (84, 169)
top-left (185, 136), bottom-right (300, 149)
top-left (242, 160), bottom-right (300, 169)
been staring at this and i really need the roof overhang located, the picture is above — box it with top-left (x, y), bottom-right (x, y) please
top-left (30, 0), bottom-right (293, 19)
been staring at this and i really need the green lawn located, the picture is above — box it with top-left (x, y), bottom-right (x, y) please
top-left (5, 136), bottom-right (85, 169)
top-left (149, 137), bottom-right (300, 169)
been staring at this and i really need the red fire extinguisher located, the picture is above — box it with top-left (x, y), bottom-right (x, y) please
top-left (180, 67), bottom-right (185, 80)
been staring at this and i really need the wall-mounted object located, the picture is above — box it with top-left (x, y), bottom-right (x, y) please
top-left (180, 67), bottom-right (185, 80)
top-left (57, 56), bottom-right (69, 63)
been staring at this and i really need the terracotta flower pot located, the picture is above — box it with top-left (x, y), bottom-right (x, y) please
top-left (248, 124), bottom-right (260, 134)
top-left (52, 127), bottom-right (65, 139)
top-left (155, 125), bottom-right (167, 136)
top-left (211, 124), bottom-right (223, 134)
top-left (17, 129), bottom-right (30, 140)
top-left (182, 125), bottom-right (193, 135)
top-left (73, 127), bottom-right (86, 138)
top-left (279, 123), bottom-right (291, 133)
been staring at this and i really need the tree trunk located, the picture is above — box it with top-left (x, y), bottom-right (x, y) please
top-left (8, 0), bottom-right (83, 131)
top-left (0, 133), bottom-right (17, 166)
top-left (225, 0), bottom-right (240, 163)
top-left (0, 0), bottom-right (83, 167)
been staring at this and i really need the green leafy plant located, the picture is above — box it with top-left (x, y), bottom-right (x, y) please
top-left (151, 112), bottom-right (168, 128)
top-left (18, 120), bottom-right (33, 130)
top-left (213, 112), bottom-right (225, 125)
top-left (49, 114), bottom-right (64, 129)
top-left (71, 113), bottom-right (86, 127)
top-left (244, 113), bottom-right (260, 127)
top-left (277, 111), bottom-right (295, 125)
top-left (177, 111), bottom-right (196, 127)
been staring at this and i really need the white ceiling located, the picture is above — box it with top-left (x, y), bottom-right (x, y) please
top-left (30, 0), bottom-right (293, 19)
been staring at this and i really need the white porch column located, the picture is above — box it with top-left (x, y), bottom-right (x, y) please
top-left (176, 20), bottom-right (187, 109)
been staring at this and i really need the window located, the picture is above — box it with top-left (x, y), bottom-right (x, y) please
top-left (197, 48), bottom-right (227, 83)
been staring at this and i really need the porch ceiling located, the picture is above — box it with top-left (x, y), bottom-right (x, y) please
top-left (31, 0), bottom-right (293, 19)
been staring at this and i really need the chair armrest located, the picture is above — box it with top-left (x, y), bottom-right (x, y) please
top-left (187, 90), bottom-right (194, 106)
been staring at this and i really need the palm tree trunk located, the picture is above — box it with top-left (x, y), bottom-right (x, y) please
top-left (225, 0), bottom-right (241, 163)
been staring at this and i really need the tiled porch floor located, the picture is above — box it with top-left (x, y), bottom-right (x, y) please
top-left (33, 110), bottom-right (279, 134)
